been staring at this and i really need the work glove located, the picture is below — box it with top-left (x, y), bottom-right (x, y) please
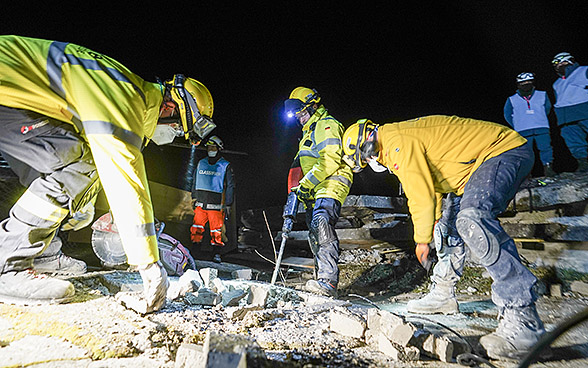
top-left (139, 261), bottom-right (169, 313)
top-left (61, 202), bottom-right (95, 231)
top-left (291, 185), bottom-right (312, 202)
top-left (415, 242), bottom-right (433, 272)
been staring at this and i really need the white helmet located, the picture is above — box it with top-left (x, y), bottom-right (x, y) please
top-left (516, 72), bottom-right (535, 83)
top-left (552, 52), bottom-right (574, 65)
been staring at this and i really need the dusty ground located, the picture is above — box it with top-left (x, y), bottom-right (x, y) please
top-left (1, 248), bottom-right (588, 368)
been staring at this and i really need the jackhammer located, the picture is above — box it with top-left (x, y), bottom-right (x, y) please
top-left (270, 191), bottom-right (300, 284)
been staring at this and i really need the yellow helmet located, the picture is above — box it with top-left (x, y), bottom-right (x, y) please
top-left (284, 86), bottom-right (321, 119)
top-left (165, 75), bottom-right (215, 143)
top-left (342, 119), bottom-right (379, 173)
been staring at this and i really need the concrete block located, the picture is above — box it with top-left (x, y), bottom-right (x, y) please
top-left (550, 284), bottom-right (562, 297)
top-left (571, 280), bottom-right (588, 296)
top-left (212, 278), bottom-right (227, 294)
top-left (377, 333), bottom-right (419, 361)
top-left (225, 305), bottom-right (263, 320)
top-left (203, 331), bottom-right (268, 367)
top-left (199, 268), bottom-right (218, 288)
top-left (422, 334), bottom-right (454, 363)
top-left (231, 269), bottom-right (253, 280)
top-left (247, 285), bottom-right (269, 307)
top-left (184, 288), bottom-right (221, 306)
top-left (174, 343), bottom-right (204, 368)
top-left (329, 308), bottom-right (366, 339)
top-left (222, 288), bottom-right (247, 307)
top-left (168, 269), bottom-right (203, 300)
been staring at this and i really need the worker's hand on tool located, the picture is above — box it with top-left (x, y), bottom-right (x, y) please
top-left (61, 202), bottom-right (95, 231)
top-left (139, 261), bottom-right (169, 313)
top-left (415, 243), bottom-right (433, 271)
top-left (291, 185), bottom-right (312, 202)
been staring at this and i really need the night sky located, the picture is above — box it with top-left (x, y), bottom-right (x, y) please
top-left (4, 3), bottom-right (588, 211)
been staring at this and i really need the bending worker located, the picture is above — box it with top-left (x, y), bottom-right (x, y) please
top-left (190, 135), bottom-right (234, 250)
top-left (0, 35), bottom-right (215, 313)
top-left (283, 87), bottom-right (353, 297)
top-left (342, 115), bottom-right (545, 360)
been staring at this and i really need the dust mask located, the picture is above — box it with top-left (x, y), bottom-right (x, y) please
top-left (368, 159), bottom-right (388, 173)
top-left (207, 150), bottom-right (218, 158)
top-left (151, 125), bottom-right (178, 145)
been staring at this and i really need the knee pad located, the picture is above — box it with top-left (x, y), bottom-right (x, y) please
top-left (310, 214), bottom-right (338, 245)
top-left (456, 208), bottom-right (502, 266)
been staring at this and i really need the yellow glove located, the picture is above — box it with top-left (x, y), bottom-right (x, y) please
top-left (61, 202), bottom-right (95, 231)
top-left (290, 185), bottom-right (312, 202)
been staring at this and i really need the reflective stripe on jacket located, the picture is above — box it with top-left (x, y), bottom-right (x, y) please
top-left (377, 115), bottom-right (526, 244)
top-left (0, 35), bottom-right (163, 265)
top-left (297, 106), bottom-right (353, 204)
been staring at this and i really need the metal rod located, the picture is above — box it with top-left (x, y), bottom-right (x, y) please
top-left (271, 234), bottom-right (288, 285)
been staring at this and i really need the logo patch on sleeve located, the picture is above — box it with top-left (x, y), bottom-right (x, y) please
top-left (393, 163), bottom-right (399, 170)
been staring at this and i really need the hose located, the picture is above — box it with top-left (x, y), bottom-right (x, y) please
top-left (518, 305), bottom-right (588, 368)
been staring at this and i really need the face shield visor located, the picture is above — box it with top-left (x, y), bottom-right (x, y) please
top-left (168, 75), bottom-right (216, 145)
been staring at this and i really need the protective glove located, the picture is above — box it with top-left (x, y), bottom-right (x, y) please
top-left (139, 261), bottom-right (169, 313)
top-left (415, 242), bottom-right (433, 272)
top-left (290, 185), bottom-right (312, 202)
top-left (61, 202), bottom-right (95, 231)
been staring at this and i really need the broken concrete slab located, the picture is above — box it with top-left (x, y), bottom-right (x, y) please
top-left (421, 334), bottom-right (454, 363)
top-left (502, 215), bottom-right (588, 242)
top-left (377, 333), bottom-right (420, 361)
top-left (225, 305), bottom-right (264, 320)
top-left (329, 307), bottom-right (367, 339)
top-left (221, 288), bottom-right (247, 307)
top-left (168, 269), bottom-right (203, 300)
top-left (175, 343), bottom-right (205, 367)
top-left (184, 288), bottom-right (221, 306)
top-left (507, 173), bottom-right (588, 212)
top-left (570, 280), bottom-right (588, 296)
top-left (247, 284), bottom-right (269, 306)
top-left (199, 268), bottom-right (219, 289)
top-left (202, 331), bottom-right (269, 367)
top-left (232, 268), bottom-right (253, 280)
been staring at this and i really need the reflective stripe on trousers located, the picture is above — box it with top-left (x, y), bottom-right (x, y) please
top-left (0, 106), bottom-right (97, 273)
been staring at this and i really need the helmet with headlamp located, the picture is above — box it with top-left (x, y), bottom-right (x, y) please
top-left (164, 75), bottom-right (215, 144)
top-left (342, 119), bottom-right (380, 173)
top-left (284, 87), bottom-right (321, 121)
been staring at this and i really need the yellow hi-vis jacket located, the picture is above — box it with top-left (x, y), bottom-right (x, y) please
top-left (377, 115), bottom-right (527, 245)
top-left (297, 106), bottom-right (353, 204)
top-left (0, 35), bottom-right (163, 265)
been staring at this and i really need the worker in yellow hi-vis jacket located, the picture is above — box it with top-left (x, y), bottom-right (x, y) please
top-left (0, 35), bottom-right (216, 313)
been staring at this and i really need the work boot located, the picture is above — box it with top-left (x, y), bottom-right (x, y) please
top-left (406, 282), bottom-right (459, 315)
top-left (0, 269), bottom-right (75, 305)
top-left (479, 304), bottom-right (545, 360)
top-left (305, 279), bottom-right (338, 297)
top-left (542, 163), bottom-right (556, 177)
top-left (33, 251), bottom-right (87, 276)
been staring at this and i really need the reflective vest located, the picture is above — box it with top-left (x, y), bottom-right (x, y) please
top-left (195, 158), bottom-right (229, 194)
top-left (508, 91), bottom-right (550, 131)
top-left (0, 35), bottom-right (163, 265)
top-left (553, 66), bottom-right (588, 108)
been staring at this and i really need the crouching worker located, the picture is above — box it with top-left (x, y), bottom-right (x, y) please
top-left (342, 115), bottom-right (545, 360)
top-left (0, 35), bottom-right (215, 313)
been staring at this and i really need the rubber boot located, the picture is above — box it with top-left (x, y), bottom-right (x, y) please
top-left (407, 282), bottom-right (459, 314)
top-left (479, 304), bottom-right (546, 360)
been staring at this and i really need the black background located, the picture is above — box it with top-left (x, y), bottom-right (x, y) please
top-left (4, 2), bottom-right (588, 212)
